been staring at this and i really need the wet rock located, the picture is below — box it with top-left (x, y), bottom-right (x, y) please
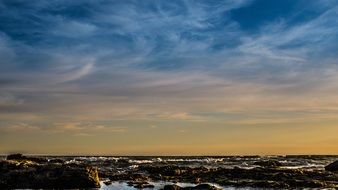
top-left (134, 183), bottom-right (155, 189)
top-left (253, 160), bottom-right (283, 167)
top-left (116, 158), bottom-right (131, 167)
top-left (127, 181), bottom-right (134, 186)
top-left (126, 179), bottom-right (153, 189)
top-left (48, 158), bottom-right (65, 164)
top-left (144, 184), bottom-right (155, 188)
top-left (325, 160), bottom-right (338, 172)
top-left (6, 153), bottom-right (48, 163)
top-left (132, 173), bottom-right (149, 181)
top-left (194, 177), bottom-right (201, 184)
top-left (141, 165), bottom-right (206, 177)
top-left (163, 184), bottom-right (182, 190)
top-left (6, 153), bottom-right (26, 160)
top-left (103, 180), bottom-right (112, 185)
top-left (0, 158), bottom-right (100, 189)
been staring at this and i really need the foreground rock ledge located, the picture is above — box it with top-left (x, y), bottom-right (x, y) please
top-left (107, 163), bottom-right (338, 189)
top-left (0, 155), bottom-right (100, 189)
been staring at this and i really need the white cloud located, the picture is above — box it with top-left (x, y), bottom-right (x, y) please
top-left (57, 62), bottom-right (95, 83)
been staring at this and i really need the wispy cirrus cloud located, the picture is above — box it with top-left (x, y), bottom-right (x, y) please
top-left (1, 0), bottom-right (338, 154)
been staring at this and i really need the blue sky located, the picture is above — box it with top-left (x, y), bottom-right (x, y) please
top-left (0, 0), bottom-right (338, 155)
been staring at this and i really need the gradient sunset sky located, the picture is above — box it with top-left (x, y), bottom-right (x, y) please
top-left (1, 0), bottom-right (338, 155)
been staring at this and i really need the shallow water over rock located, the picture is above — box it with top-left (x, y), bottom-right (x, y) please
top-left (99, 181), bottom-right (267, 190)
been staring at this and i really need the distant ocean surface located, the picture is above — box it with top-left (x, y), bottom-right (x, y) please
top-left (20, 155), bottom-right (333, 170)
top-left (1, 155), bottom-right (337, 189)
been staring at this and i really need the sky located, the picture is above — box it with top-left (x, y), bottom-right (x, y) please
top-left (0, 0), bottom-right (338, 155)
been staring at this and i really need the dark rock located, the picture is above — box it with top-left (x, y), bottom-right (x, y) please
top-left (141, 165), bottom-right (203, 176)
top-left (194, 177), bottom-right (201, 184)
top-left (126, 179), bottom-right (152, 189)
top-left (144, 184), bottom-right (155, 188)
top-left (116, 158), bottom-right (131, 167)
top-left (48, 158), bottom-right (65, 164)
top-left (253, 160), bottom-right (283, 167)
top-left (325, 161), bottom-right (338, 172)
top-left (26, 156), bottom-right (48, 163)
top-left (134, 183), bottom-right (153, 189)
top-left (6, 153), bottom-right (26, 160)
top-left (132, 173), bottom-right (149, 181)
top-left (103, 180), bottom-right (112, 186)
top-left (0, 159), bottom-right (100, 189)
top-left (127, 181), bottom-right (134, 186)
top-left (163, 184), bottom-right (181, 190)
top-left (134, 184), bottom-right (144, 189)
top-left (6, 154), bottom-right (48, 163)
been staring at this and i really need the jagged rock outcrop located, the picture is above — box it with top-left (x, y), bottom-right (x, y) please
top-left (253, 160), bottom-right (283, 167)
top-left (6, 153), bottom-right (48, 163)
top-left (0, 155), bottom-right (100, 189)
top-left (325, 160), bottom-right (338, 172)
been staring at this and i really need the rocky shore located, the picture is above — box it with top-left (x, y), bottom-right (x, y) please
top-left (1, 154), bottom-right (338, 189)
top-left (103, 160), bottom-right (338, 189)
top-left (0, 154), bottom-right (100, 189)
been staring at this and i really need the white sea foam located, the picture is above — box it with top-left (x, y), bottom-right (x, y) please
top-left (128, 160), bottom-right (154, 164)
top-left (161, 158), bottom-right (225, 163)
